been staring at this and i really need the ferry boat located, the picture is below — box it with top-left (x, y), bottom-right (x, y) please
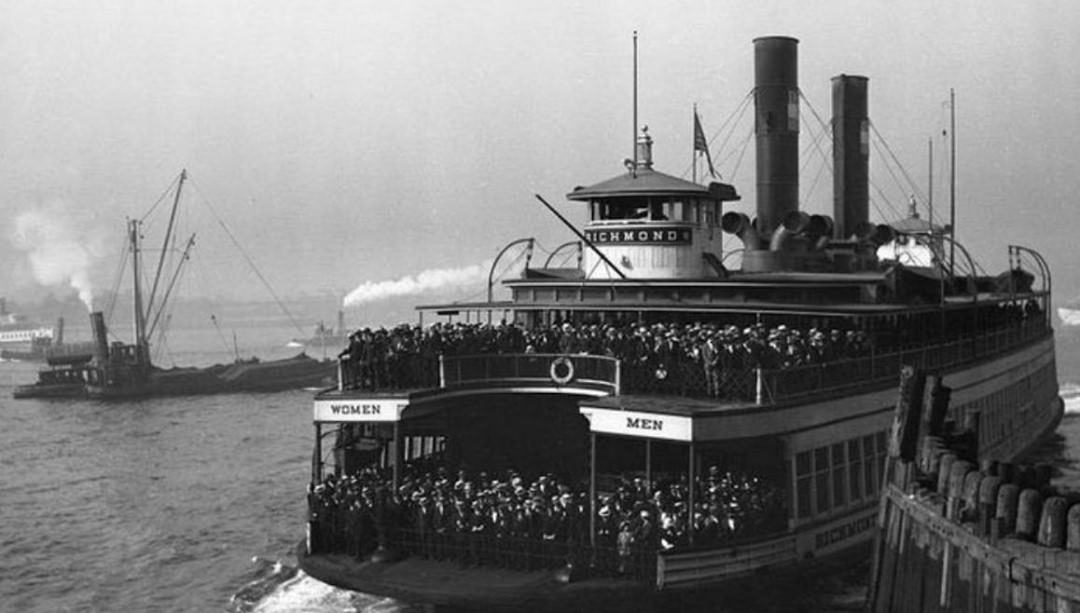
top-left (297, 37), bottom-right (1062, 610)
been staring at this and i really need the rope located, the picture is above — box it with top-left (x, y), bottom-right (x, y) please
top-left (104, 238), bottom-right (129, 324)
top-left (870, 121), bottom-right (928, 206)
top-left (727, 127), bottom-right (755, 183)
top-left (139, 172), bottom-right (184, 226)
top-left (869, 138), bottom-right (910, 220)
top-left (187, 178), bottom-right (306, 336)
top-left (680, 89), bottom-right (754, 180)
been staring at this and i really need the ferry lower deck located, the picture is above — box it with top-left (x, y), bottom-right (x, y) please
top-left (299, 326), bottom-right (1062, 610)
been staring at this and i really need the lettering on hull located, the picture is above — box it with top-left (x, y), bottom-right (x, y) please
top-left (814, 513), bottom-right (875, 549)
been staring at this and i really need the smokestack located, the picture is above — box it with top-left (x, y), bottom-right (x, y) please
top-left (55, 317), bottom-right (64, 346)
top-left (754, 36), bottom-right (800, 239)
top-left (90, 311), bottom-right (109, 365)
top-left (832, 75), bottom-right (869, 239)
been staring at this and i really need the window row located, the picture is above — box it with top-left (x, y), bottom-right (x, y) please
top-left (794, 430), bottom-right (887, 520)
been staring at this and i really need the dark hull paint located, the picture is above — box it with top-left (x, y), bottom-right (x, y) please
top-left (14, 354), bottom-right (336, 400)
top-left (297, 537), bottom-right (876, 612)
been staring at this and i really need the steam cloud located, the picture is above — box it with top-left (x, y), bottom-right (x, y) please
top-left (343, 259), bottom-right (494, 307)
top-left (11, 206), bottom-right (98, 311)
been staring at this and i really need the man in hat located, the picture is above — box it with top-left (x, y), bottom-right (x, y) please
top-left (699, 330), bottom-right (721, 397)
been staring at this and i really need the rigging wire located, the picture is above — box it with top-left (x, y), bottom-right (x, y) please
top-left (726, 127), bottom-right (755, 184)
top-left (186, 178), bottom-right (306, 336)
top-left (139, 172), bottom-right (184, 225)
top-left (104, 236), bottom-right (130, 325)
top-left (870, 121), bottom-right (928, 205)
top-left (680, 89), bottom-right (755, 180)
top-left (802, 155), bottom-right (830, 209)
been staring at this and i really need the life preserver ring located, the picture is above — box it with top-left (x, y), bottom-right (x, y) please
top-left (550, 356), bottom-right (575, 384)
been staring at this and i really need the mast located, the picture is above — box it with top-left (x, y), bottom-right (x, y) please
top-left (147, 169), bottom-right (186, 323)
top-left (948, 89), bottom-right (956, 278)
top-left (632, 30), bottom-right (638, 178)
top-left (129, 218), bottom-right (148, 366)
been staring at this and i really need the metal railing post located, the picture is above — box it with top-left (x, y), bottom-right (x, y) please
top-left (439, 354), bottom-right (446, 388)
top-left (614, 358), bottom-right (621, 395)
top-left (755, 368), bottom-right (763, 405)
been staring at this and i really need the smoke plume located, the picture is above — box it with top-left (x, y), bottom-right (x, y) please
top-left (343, 259), bottom-right (494, 307)
top-left (11, 206), bottom-right (99, 311)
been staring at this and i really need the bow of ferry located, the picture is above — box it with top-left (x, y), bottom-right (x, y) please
top-left (296, 36), bottom-right (1062, 611)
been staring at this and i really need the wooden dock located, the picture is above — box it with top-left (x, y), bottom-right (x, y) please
top-left (868, 367), bottom-right (1078, 612)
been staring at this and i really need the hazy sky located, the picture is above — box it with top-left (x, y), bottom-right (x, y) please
top-left (3, 0), bottom-right (1080, 313)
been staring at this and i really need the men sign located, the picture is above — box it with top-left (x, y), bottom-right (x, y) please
top-left (579, 406), bottom-right (692, 441)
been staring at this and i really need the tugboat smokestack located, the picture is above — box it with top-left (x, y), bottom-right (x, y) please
top-left (90, 311), bottom-right (109, 365)
top-left (753, 36), bottom-right (800, 239)
top-left (832, 74), bottom-right (870, 239)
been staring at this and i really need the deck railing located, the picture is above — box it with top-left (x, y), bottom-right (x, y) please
top-left (307, 515), bottom-right (657, 584)
top-left (440, 353), bottom-right (620, 394)
top-left (335, 321), bottom-right (1051, 405)
top-left (760, 320), bottom-right (1050, 404)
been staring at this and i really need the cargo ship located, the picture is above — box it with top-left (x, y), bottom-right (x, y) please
top-left (13, 171), bottom-right (337, 400)
top-left (297, 37), bottom-right (1062, 610)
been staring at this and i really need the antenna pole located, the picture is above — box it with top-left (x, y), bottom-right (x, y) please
top-left (692, 103), bottom-right (698, 184)
top-left (949, 89), bottom-right (956, 278)
top-left (928, 138), bottom-right (933, 234)
top-left (632, 30), bottom-right (638, 178)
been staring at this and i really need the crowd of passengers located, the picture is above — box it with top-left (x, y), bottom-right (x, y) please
top-left (340, 320), bottom-right (873, 393)
top-left (340, 299), bottom-right (1045, 392)
top-left (308, 458), bottom-right (785, 574)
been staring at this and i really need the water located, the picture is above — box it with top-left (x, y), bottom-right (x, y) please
top-left (2, 323), bottom-right (1079, 613)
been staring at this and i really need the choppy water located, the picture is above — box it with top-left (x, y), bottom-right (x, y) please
top-left (2, 323), bottom-right (1079, 613)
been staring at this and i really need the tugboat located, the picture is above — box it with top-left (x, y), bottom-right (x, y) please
top-left (297, 37), bottom-right (1062, 611)
top-left (13, 171), bottom-right (337, 399)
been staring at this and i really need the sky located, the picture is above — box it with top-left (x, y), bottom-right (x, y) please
top-left (3, 0), bottom-right (1080, 319)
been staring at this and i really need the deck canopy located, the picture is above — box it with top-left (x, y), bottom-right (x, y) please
top-left (567, 168), bottom-right (738, 202)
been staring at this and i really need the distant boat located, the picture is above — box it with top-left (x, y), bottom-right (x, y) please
top-left (0, 305), bottom-right (97, 362)
top-left (291, 311), bottom-right (349, 359)
top-left (14, 170), bottom-right (337, 400)
top-left (1057, 302), bottom-right (1080, 326)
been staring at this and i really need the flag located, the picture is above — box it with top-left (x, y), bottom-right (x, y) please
top-left (693, 110), bottom-right (717, 178)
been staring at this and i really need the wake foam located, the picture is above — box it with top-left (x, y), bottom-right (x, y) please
top-left (1061, 381), bottom-right (1080, 416)
top-left (230, 557), bottom-right (410, 613)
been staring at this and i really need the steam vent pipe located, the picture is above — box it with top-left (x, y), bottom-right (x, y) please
top-left (832, 74), bottom-right (869, 239)
top-left (754, 36), bottom-right (799, 239)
